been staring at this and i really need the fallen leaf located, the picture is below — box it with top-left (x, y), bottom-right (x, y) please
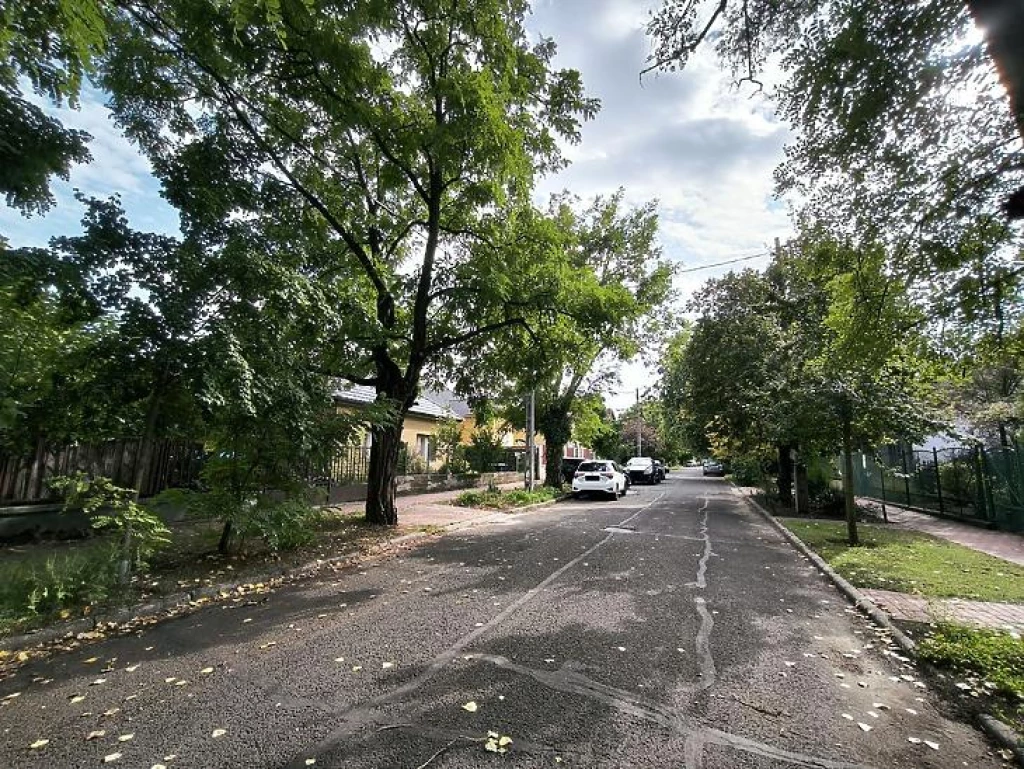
top-left (841, 713), bottom-right (853, 721)
top-left (102, 708), bottom-right (121, 717)
top-left (908, 737), bottom-right (922, 744)
top-left (872, 703), bottom-right (889, 710)
top-left (3, 692), bottom-right (21, 700)
top-left (118, 733), bottom-right (134, 743)
top-left (29, 739), bottom-right (49, 749)
top-left (351, 666), bottom-right (362, 672)
top-left (103, 752), bottom-right (122, 763)
top-left (152, 765), bottom-right (167, 769)
top-left (382, 662), bottom-right (394, 669)
top-left (86, 730), bottom-right (106, 741)
top-left (200, 668), bottom-right (214, 675)
top-left (211, 728), bottom-right (227, 738)
top-left (334, 657), bottom-right (345, 663)
top-left (923, 740), bottom-right (939, 750)
top-left (305, 760), bottom-right (317, 766)
top-left (125, 666), bottom-right (139, 673)
top-left (91, 679), bottom-right (107, 686)
top-left (462, 701), bottom-right (478, 713)
top-left (857, 723), bottom-right (872, 732)
top-left (164, 678), bottom-right (177, 684)
top-left (84, 657), bottom-right (99, 664)
top-left (174, 680), bottom-right (188, 687)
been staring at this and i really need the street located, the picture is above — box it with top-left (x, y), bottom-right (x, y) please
top-left (0, 469), bottom-right (1007, 768)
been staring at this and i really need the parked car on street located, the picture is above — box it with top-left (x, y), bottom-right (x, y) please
top-left (571, 460), bottom-right (628, 499)
top-left (702, 459), bottom-right (725, 477)
top-left (653, 459), bottom-right (666, 482)
top-left (625, 456), bottom-right (658, 484)
top-left (561, 457), bottom-right (587, 484)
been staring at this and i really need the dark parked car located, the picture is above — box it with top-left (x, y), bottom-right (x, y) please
top-left (702, 459), bottom-right (725, 477)
top-left (653, 460), bottom-right (666, 482)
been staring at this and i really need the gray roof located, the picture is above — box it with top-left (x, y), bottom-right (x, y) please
top-left (331, 382), bottom-right (454, 420)
top-left (422, 388), bottom-right (473, 419)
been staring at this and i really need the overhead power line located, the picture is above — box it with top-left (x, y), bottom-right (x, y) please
top-left (677, 251), bottom-right (770, 274)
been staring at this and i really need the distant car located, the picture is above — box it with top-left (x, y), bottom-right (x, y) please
top-left (572, 460), bottom-right (628, 499)
top-left (625, 456), bottom-right (657, 485)
top-left (653, 460), bottom-right (666, 482)
top-left (702, 459), bottom-right (725, 477)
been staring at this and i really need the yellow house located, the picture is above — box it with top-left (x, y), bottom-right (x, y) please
top-left (332, 383), bottom-right (455, 470)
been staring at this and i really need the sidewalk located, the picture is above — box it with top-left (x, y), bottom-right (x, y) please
top-left (861, 588), bottom-right (1024, 632)
top-left (330, 482), bottom-right (525, 529)
top-left (859, 498), bottom-right (1024, 567)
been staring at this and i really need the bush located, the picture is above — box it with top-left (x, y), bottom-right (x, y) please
top-left (240, 496), bottom-right (321, 552)
top-left (454, 486), bottom-right (561, 510)
top-left (729, 453), bottom-right (766, 487)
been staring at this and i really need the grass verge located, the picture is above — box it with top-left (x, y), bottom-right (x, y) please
top-left (918, 623), bottom-right (1024, 734)
top-left (453, 486), bottom-right (563, 511)
top-left (779, 518), bottom-right (1024, 603)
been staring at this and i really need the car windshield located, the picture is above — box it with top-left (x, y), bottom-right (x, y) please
top-left (626, 458), bottom-right (651, 467)
top-left (577, 462), bottom-right (607, 472)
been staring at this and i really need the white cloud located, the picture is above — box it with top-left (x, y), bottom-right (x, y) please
top-left (529, 0), bottom-right (794, 404)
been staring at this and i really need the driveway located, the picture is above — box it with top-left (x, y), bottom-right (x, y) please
top-left (0, 469), bottom-right (1007, 767)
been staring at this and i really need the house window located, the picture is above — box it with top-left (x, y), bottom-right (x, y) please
top-left (416, 434), bottom-right (432, 460)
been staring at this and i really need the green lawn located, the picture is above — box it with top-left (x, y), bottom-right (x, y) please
top-left (779, 518), bottom-right (1024, 604)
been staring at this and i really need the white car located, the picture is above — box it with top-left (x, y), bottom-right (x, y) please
top-left (572, 460), bottom-right (628, 499)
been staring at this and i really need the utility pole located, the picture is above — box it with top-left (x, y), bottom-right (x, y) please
top-left (636, 388), bottom-right (642, 456)
top-left (526, 390), bottom-right (535, 491)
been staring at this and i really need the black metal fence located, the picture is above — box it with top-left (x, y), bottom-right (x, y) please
top-left (851, 442), bottom-right (1024, 532)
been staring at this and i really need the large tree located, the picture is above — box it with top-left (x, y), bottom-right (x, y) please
top-left (100, 0), bottom-right (598, 524)
top-left (454, 189), bottom-right (673, 486)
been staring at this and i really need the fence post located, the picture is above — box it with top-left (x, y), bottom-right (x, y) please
top-left (933, 447), bottom-right (944, 514)
top-left (878, 464), bottom-right (888, 523)
top-left (981, 447), bottom-right (997, 523)
top-left (900, 447), bottom-right (911, 507)
top-left (974, 447), bottom-right (988, 521)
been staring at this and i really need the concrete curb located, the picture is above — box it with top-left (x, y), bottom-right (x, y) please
top-left (737, 489), bottom-right (916, 655)
top-left (0, 493), bottom-right (569, 654)
top-left (736, 488), bottom-right (1024, 766)
top-left (979, 714), bottom-right (1024, 766)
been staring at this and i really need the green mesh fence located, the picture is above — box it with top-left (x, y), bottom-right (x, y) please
top-left (850, 443), bottom-right (1024, 533)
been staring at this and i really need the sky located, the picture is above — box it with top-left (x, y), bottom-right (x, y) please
top-left (0, 0), bottom-right (794, 415)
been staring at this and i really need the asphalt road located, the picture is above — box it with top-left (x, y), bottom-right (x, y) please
top-left (0, 469), bottom-right (1010, 768)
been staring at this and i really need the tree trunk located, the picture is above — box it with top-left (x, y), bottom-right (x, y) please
top-left (545, 440), bottom-right (566, 488)
top-left (966, 0), bottom-right (1024, 217)
top-left (795, 459), bottom-right (811, 515)
top-left (218, 519), bottom-right (233, 554)
top-left (365, 419), bottom-right (404, 525)
top-left (841, 414), bottom-right (859, 546)
top-left (776, 443), bottom-right (794, 506)
top-left (132, 381), bottom-right (163, 502)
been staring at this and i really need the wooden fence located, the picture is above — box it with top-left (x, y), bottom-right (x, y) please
top-left (0, 439), bottom-right (205, 506)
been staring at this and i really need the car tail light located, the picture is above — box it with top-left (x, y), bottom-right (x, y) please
top-left (600, 472), bottom-right (614, 479)
top-left (575, 471), bottom-right (584, 477)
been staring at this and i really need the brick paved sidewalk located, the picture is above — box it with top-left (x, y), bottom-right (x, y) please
top-left (861, 588), bottom-right (1024, 632)
top-left (859, 498), bottom-right (1024, 567)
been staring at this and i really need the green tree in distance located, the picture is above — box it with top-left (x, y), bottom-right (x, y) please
top-left (454, 189), bottom-right (673, 486)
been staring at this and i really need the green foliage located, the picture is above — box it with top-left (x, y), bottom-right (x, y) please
top-left (781, 518), bottom-right (1024, 603)
top-left (918, 624), bottom-right (1024, 705)
top-left (50, 473), bottom-right (171, 581)
top-left (434, 418), bottom-right (466, 474)
top-left (0, 545), bottom-right (117, 626)
top-left (454, 485), bottom-right (561, 510)
top-left (0, 0), bottom-right (109, 212)
top-left (465, 425), bottom-right (505, 473)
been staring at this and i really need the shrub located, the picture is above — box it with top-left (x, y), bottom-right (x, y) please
top-left (50, 473), bottom-right (170, 583)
